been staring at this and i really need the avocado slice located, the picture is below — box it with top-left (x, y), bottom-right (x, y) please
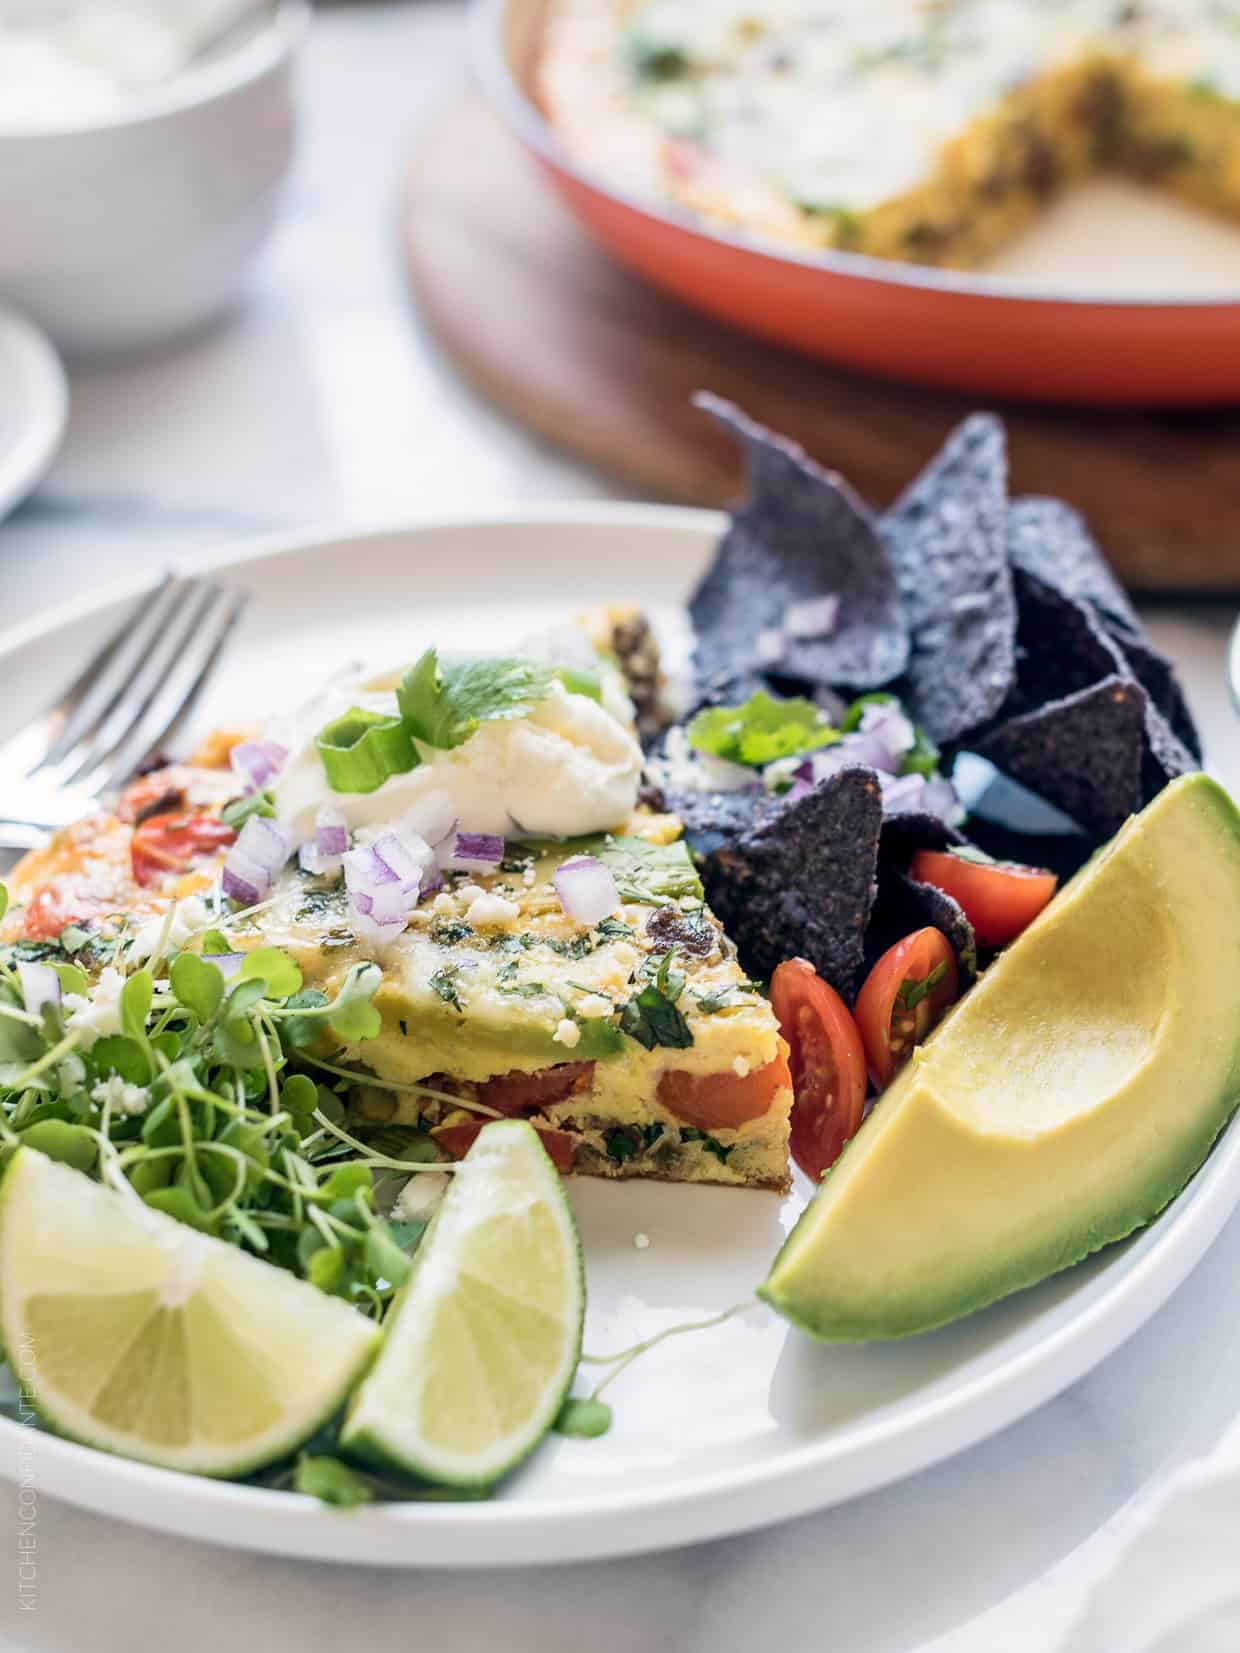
top-left (761, 773), bottom-right (1240, 1341)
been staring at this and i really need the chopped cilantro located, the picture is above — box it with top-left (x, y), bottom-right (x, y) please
top-left (397, 649), bottom-right (598, 751)
top-left (619, 951), bottom-right (693, 1051)
top-left (895, 962), bottom-right (948, 1012)
top-left (430, 920), bottom-right (475, 945)
top-left (428, 968), bottom-right (463, 1012)
top-left (687, 690), bottom-right (839, 768)
top-left (594, 916), bottom-right (634, 941)
top-left (694, 982), bottom-right (757, 1014)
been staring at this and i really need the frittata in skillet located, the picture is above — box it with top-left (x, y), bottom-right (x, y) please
top-left (540, 0), bottom-right (1240, 266)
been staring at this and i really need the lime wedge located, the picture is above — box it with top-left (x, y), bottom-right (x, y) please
top-left (0, 1149), bottom-right (381, 1477)
top-left (341, 1120), bottom-right (584, 1489)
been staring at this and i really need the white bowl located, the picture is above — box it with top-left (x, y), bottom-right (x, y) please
top-left (0, 1), bottom-right (309, 356)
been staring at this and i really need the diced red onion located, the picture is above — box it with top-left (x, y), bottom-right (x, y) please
top-left (298, 841), bottom-right (335, 876)
top-left (343, 836), bottom-right (426, 942)
top-left (237, 815), bottom-right (294, 877)
top-left (315, 806), bottom-right (349, 858)
top-left (857, 701), bottom-right (915, 766)
top-left (229, 738), bottom-right (288, 795)
top-left (438, 830), bottom-right (505, 873)
top-left (878, 773), bottom-right (926, 815)
top-left (798, 747), bottom-right (854, 785)
top-left (755, 628), bottom-right (784, 666)
top-left (374, 831), bottom-right (436, 888)
top-left (18, 961), bottom-right (60, 1019)
top-left (784, 778), bottom-right (815, 805)
top-left (222, 852), bottom-right (269, 907)
top-left (204, 952), bottom-right (245, 980)
top-left (784, 595), bottom-right (840, 640)
top-left (922, 776), bottom-right (966, 828)
top-left (840, 728), bottom-right (896, 772)
top-left (403, 789), bottom-right (457, 849)
top-left (553, 855), bottom-right (620, 926)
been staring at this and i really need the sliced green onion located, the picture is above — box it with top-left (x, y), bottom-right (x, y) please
top-left (315, 708), bottom-right (418, 794)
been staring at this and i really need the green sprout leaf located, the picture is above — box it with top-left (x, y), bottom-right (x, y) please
top-left (554, 1396), bottom-right (613, 1438)
top-left (120, 970), bottom-right (154, 1043)
top-left (239, 948), bottom-right (303, 1000)
top-left (170, 952), bottom-right (225, 1022)
top-left (326, 963), bottom-right (383, 1043)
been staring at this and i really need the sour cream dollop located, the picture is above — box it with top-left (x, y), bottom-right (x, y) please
top-left (270, 669), bottom-right (644, 844)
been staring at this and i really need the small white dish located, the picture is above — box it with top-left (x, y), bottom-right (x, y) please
top-left (0, 1), bottom-right (309, 356)
top-left (0, 508), bottom-right (1235, 1567)
top-left (0, 304), bottom-right (66, 520)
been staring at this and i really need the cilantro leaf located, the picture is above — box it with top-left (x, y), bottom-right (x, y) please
top-left (541, 834), bottom-right (701, 906)
top-left (398, 649), bottom-right (560, 751)
top-left (687, 691), bottom-right (839, 768)
top-left (428, 967), bottom-right (463, 1013)
top-left (894, 961), bottom-right (948, 1012)
top-left (619, 952), bottom-right (693, 1051)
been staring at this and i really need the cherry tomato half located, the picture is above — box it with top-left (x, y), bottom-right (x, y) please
top-left (855, 928), bottom-right (959, 1090)
top-left (130, 810), bottom-right (237, 889)
top-left (431, 1120), bottom-right (578, 1175)
top-left (474, 1063), bottom-right (595, 1118)
top-left (909, 849), bottom-right (1058, 948)
top-left (769, 958), bottom-right (867, 1181)
top-left (658, 1053), bottom-right (791, 1132)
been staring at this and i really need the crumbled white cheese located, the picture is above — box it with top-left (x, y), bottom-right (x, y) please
top-left (633, 1232), bottom-right (651, 1250)
top-left (63, 967), bottom-right (127, 1049)
top-left (392, 1171), bottom-right (451, 1224)
top-left (732, 1055), bottom-right (751, 1078)
top-left (91, 1074), bottom-right (150, 1117)
top-left (522, 868), bottom-right (536, 887)
top-left (431, 892), bottom-right (456, 916)
top-left (466, 891), bottom-right (521, 928)
top-left (128, 894), bottom-right (211, 964)
top-left (578, 994), bottom-right (615, 1019)
top-left (553, 1018), bottom-right (582, 1049)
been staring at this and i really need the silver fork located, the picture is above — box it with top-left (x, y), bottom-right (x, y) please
top-left (0, 576), bottom-right (249, 854)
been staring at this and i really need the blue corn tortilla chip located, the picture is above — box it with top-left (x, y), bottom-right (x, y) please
top-left (690, 395), bottom-right (908, 697)
top-left (1005, 566), bottom-right (1126, 714)
top-left (697, 765), bottom-right (883, 1001)
top-left (972, 675), bottom-right (1148, 837)
top-left (1007, 496), bottom-right (1139, 634)
top-left (866, 869), bottom-right (978, 986)
top-left (883, 414), bottom-right (1017, 746)
top-left (1007, 496), bottom-right (1201, 762)
top-left (1105, 621), bottom-right (1203, 762)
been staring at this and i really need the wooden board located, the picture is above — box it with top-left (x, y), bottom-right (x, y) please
top-left (402, 94), bottom-right (1240, 593)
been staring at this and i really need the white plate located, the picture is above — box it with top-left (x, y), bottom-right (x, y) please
top-left (1, 506), bottom-right (1237, 1567)
top-left (0, 305), bottom-right (66, 521)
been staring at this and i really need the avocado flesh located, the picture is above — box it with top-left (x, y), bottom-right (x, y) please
top-left (761, 774), bottom-right (1240, 1342)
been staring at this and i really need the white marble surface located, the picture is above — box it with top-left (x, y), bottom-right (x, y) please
top-left (1, 5), bottom-right (1239, 1650)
